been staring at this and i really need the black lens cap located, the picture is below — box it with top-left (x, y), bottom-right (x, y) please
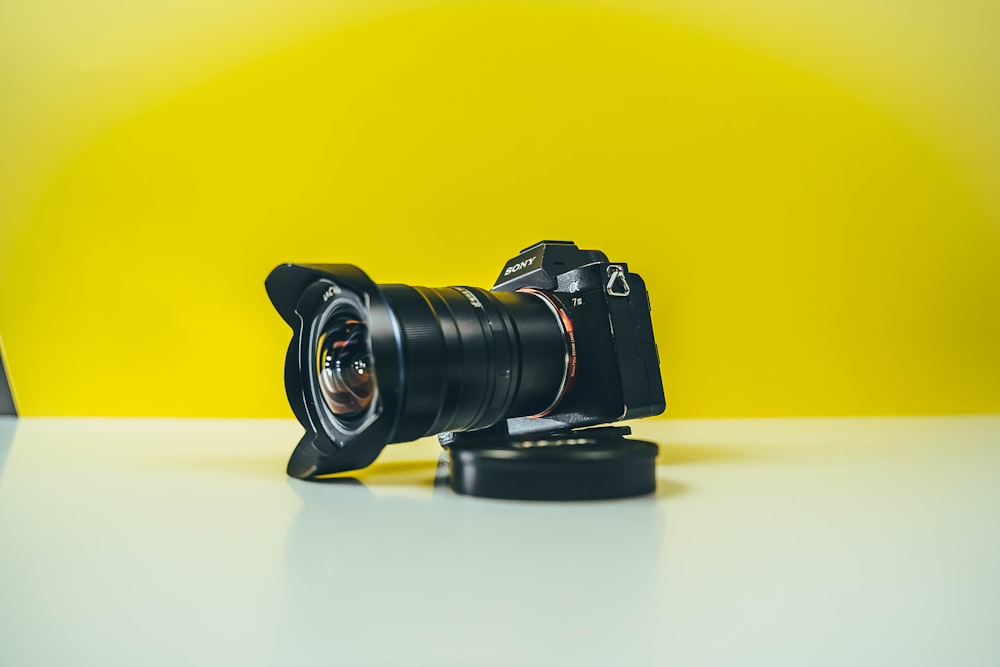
top-left (444, 431), bottom-right (658, 501)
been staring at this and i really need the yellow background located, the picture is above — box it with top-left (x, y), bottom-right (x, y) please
top-left (1, 0), bottom-right (998, 417)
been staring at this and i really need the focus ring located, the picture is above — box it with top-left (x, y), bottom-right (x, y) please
top-left (381, 285), bottom-right (448, 442)
top-left (398, 317), bottom-right (440, 415)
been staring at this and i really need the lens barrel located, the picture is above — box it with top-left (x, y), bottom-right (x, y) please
top-left (376, 285), bottom-right (568, 443)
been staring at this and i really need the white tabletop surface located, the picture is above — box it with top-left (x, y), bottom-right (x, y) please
top-left (0, 415), bottom-right (998, 666)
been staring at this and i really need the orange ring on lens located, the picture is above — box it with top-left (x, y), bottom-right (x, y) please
top-left (516, 288), bottom-right (577, 417)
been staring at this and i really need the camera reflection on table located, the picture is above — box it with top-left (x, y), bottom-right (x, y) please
top-left (277, 456), bottom-right (678, 665)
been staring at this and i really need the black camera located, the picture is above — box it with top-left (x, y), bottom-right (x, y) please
top-left (266, 240), bottom-right (665, 500)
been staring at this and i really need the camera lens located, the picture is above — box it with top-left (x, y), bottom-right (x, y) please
top-left (315, 311), bottom-right (376, 420)
top-left (268, 262), bottom-right (578, 475)
top-left (370, 284), bottom-right (573, 444)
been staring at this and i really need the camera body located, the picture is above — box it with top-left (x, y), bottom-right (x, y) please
top-left (485, 240), bottom-right (664, 437)
top-left (265, 240), bottom-right (665, 481)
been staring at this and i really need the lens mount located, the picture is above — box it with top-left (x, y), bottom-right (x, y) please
top-left (516, 288), bottom-right (577, 417)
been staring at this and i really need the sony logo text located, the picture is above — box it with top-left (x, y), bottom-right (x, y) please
top-left (503, 257), bottom-right (536, 277)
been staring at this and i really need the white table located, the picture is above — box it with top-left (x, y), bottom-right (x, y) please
top-left (1, 416), bottom-right (997, 666)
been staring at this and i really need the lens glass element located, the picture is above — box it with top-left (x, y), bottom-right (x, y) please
top-left (315, 312), bottom-right (376, 420)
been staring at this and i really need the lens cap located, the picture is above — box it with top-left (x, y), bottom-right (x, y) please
top-left (444, 429), bottom-right (658, 501)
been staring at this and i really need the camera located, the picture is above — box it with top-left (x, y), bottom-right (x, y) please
top-left (265, 240), bottom-right (665, 499)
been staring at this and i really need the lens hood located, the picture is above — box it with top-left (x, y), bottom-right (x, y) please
top-left (266, 263), bottom-right (404, 479)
